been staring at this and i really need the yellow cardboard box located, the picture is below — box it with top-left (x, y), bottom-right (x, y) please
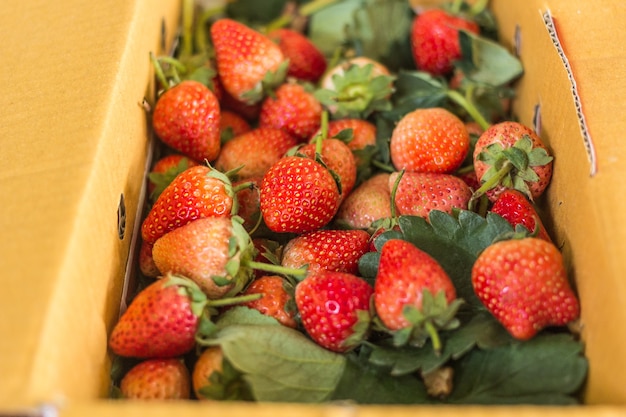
top-left (1, 0), bottom-right (625, 415)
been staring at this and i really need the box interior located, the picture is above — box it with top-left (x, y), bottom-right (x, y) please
top-left (2, 0), bottom-right (626, 414)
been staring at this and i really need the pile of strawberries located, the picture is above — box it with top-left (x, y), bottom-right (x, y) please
top-left (109, 0), bottom-right (582, 401)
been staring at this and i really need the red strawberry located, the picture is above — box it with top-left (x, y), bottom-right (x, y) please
top-left (374, 239), bottom-right (461, 350)
top-left (316, 57), bottom-right (395, 119)
top-left (138, 240), bottom-right (160, 278)
top-left (335, 173), bottom-right (392, 230)
top-left (210, 18), bottom-right (287, 105)
top-left (267, 28), bottom-right (327, 83)
top-left (390, 107), bottom-right (470, 174)
top-left (472, 237), bottom-right (580, 340)
top-left (233, 176), bottom-right (262, 232)
top-left (259, 82), bottom-right (323, 142)
top-left (295, 271), bottom-right (373, 352)
top-left (214, 127), bottom-right (298, 180)
top-left (297, 137), bottom-right (358, 200)
top-left (152, 217), bottom-right (255, 299)
top-left (251, 238), bottom-right (282, 279)
top-left (219, 109), bottom-right (252, 142)
top-left (152, 80), bottom-right (221, 163)
top-left (192, 346), bottom-right (250, 401)
top-left (472, 121), bottom-right (554, 202)
top-left (141, 165), bottom-right (234, 245)
top-left (390, 171), bottom-right (472, 219)
top-left (321, 118), bottom-right (378, 167)
top-left (147, 154), bottom-right (199, 202)
top-left (109, 274), bottom-right (207, 358)
top-left (120, 358), bottom-right (191, 400)
top-left (239, 275), bottom-right (297, 328)
top-left (281, 229), bottom-right (371, 275)
top-left (260, 155), bottom-right (340, 234)
top-left (410, 8), bottom-right (479, 76)
top-left (490, 189), bottom-right (552, 241)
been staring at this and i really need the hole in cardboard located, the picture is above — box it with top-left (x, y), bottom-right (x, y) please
top-left (532, 103), bottom-right (542, 136)
top-left (117, 193), bottom-right (126, 240)
top-left (160, 17), bottom-right (167, 52)
top-left (514, 24), bottom-right (522, 57)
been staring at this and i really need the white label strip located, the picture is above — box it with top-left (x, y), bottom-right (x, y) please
top-left (542, 9), bottom-right (598, 177)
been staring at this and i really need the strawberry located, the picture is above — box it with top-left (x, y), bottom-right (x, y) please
top-left (152, 80), bottom-right (221, 163)
top-left (147, 154), bottom-right (199, 202)
top-left (389, 107), bottom-right (470, 174)
top-left (239, 275), bottom-right (297, 328)
top-left (335, 173), bottom-right (392, 230)
top-left (410, 8), bottom-right (479, 76)
top-left (297, 137), bottom-right (358, 200)
top-left (215, 76), bottom-right (262, 122)
top-left (214, 127), bottom-right (298, 180)
top-left (295, 271), bottom-right (373, 352)
top-left (138, 240), bottom-right (160, 278)
top-left (219, 110), bottom-right (252, 143)
top-left (315, 57), bottom-right (395, 119)
top-left (192, 346), bottom-right (250, 401)
top-left (374, 239), bottom-right (461, 350)
top-left (390, 171), bottom-right (472, 219)
top-left (471, 237), bottom-right (580, 340)
top-left (233, 176), bottom-right (262, 232)
top-left (260, 155), bottom-right (340, 234)
top-left (321, 118), bottom-right (378, 168)
top-left (490, 189), bottom-right (552, 242)
top-left (267, 28), bottom-right (327, 83)
top-left (152, 216), bottom-right (255, 299)
top-left (210, 18), bottom-right (288, 105)
top-left (472, 121), bottom-right (554, 202)
top-left (140, 165), bottom-right (234, 245)
top-left (259, 82), bottom-right (323, 142)
top-left (109, 274), bottom-right (208, 358)
top-left (120, 358), bottom-right (191, 400)
top-left (280, 229), bottom-right (371, 275)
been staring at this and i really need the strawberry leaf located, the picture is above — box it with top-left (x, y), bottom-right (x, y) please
top-left (446, 333), bottom-right (588, 404)
top-left (383, 70), bottom-right (449, 121)
top-left (394, 210), bottom-right (513, 308)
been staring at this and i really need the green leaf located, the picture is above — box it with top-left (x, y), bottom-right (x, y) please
top-left (447, 333), bottom-right (588, 404)
top-left (456, 30), bottom-right (523, 87)
top-left (384, 70), bottom-right (449, 120)
top-left (205, 310), bottom-right (346, 403)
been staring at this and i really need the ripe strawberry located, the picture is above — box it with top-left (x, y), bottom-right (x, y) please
top-left (259, 82), bottom-right (323, 142)
top-left (316, 57), bottom-right (395, 119)
top-left (260, 155), bottom-right (340, 234)
top-left (109, 274), bottom-right (207, 358)
top-left (141, 165), bottom-right (234, 245)
top-left (233, 176), bottom-right (262, 232)
top-left (152, 80), bottom-right (221, 163)
top-left (490, 189), bottom-right (552, 242)
top-left (267, 28), bottom-right (327, 83)
top-left (390, 107), bottom-right (470, 174)
top-left (147, 154), bottom-right (199, 202)
top-left (239, 275), bottom-right (297, 328)
top-left (390, 171), bottom-right (472, 219)
top-left (335, 173), bottom-right (392, 230)
top-left (321, 118), bottom-right (378, 167)
top-left (214, 127), bottom-right (298, 180)
top-left (120, 358), bottom-right (191, 400)
top-left (219, 110), bottom-right (252, 143)
top-left (152, 217), bottom-right (255, 299)
top-left (295, 271), bottom-right (373, 352)
top-left (410, 8), bottom-right (479, 76)
top-left (281, 229), bottom-right (371, 275)
top-left (138, 240), bottom-right (160, 278)
top-left (210, 18), bottom-right (287, 105)
top-left (472, 237), bottom-right (580, 340)
top-left (374, 239), bottom-right (461, 350)
top-left (472, 121), bottom-right (554, 202)
top-left (297, 137), bottom-right (358, 200)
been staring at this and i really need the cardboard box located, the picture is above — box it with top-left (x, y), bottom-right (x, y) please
top-left (1, 0), bottom-right (626, 415)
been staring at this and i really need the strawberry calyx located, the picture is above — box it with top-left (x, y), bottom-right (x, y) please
top-left (240, 60), bottom-right (291, 105)
top-left (341, 309), bottom-right (373, 351)
top-left (471, 135), bottom-right (554, 203)
top-left (148, 157), bottom-right (195, 202)
top-left (379, 289), bottom-right (464, 355)
top-left (314, 63), bottom-right (395, 119)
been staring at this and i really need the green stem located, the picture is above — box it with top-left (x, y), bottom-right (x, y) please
top-left (195, 7), bottom-right (226, 52)
top-left (247, 260), bottom-right (307, 278)
top-left (150, 52), bottom-right (170, 91)
top-left (264, 0), bottom-right (340, 32)
top-left (206, 293), bottom-right (262, 308)
top-left (389, 169), bottom-right (405, 219)
top-left (425, 320), bottom-right (442, 356)
top-left (158, 56), bottom-right (188, 73)
top-left (469, 0), bottom-right (490, 16)
top-left (446, 89), bottom-right (491, 131)
top-left (181, 0), bottom-right (195, 58)
top-left (455, 164), bottom-right (475, 175)
top-left (474, 160), bottom-right (513, 197)
top-left (449, 0), bottom-right (464, 14)
top-left (371, 159), bottom-right (395, 173)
